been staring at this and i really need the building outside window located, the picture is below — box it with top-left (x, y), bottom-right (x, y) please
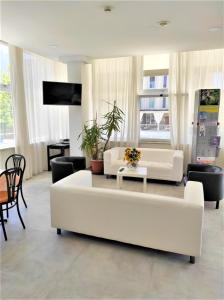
top-left (140, 54), bottom-right (170, 141)
top-left (0, 43), bottom-right (14, 148)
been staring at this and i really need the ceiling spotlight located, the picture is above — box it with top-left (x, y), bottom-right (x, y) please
top-left (104, 6), bottom-right (112, 13)
top-left (158, 20), bottom-right (170, 27)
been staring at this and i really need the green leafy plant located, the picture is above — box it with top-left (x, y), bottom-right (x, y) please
top-left (79, 117), bottom-right (103, 160)
top-left (0, 72), bottom-right (14, 140)
top-left (79, 101), bottom-right (124, 160)
top-left (102, 101), bottom-right (124, 152)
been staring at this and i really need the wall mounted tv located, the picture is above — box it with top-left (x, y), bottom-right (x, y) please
top-left (43, 81), bottom-right (82, 106)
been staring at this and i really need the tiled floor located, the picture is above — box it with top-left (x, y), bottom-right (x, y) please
top-left (1, 172), bottom-right (224, 299)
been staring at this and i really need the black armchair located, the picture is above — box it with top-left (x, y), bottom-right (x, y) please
top-left (50, 156), bottom-right (86, 183)
top-left (186, 164), bottom-right (224, 209)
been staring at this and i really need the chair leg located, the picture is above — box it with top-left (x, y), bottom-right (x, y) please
top-left (216, 201), bottom-right (219, 209)
top-left (189, 256), bottom-right (195, 264)
top-left (0, 206), bottom-right (7, 241)
top-left (16, 200), bottom-right (26, 229)
top-left (6, 204), bottom-right (9, 218)
top-left (20, 187), bottom-right (27, 208)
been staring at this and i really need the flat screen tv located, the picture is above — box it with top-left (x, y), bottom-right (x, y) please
top-left (43, 81), bottom-right (82, 106)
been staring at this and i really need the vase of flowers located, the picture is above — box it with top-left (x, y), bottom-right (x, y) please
top-left (124, 147), bottom-right (141, 169)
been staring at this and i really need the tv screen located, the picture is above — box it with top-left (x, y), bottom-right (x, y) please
top-left (43, 81), bottom-right (82, 106)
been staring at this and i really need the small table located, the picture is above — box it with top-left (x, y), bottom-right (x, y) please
top-left (117, 166), bottom-right (148, 192)
top-left (47, 143), bottom-right (70, 171)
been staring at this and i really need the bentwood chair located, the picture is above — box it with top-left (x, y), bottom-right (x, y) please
top-left (5, 154), bottom-right (27, 208)
top-left (0, 168), bottom-right (26, 241)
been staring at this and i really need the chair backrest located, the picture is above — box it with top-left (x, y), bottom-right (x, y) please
top-left (50, 157), bottom-right (74, 183)
top-left (0, 168), bottom-right (23, 203)
top-left (187, 163), bottom-right (223, 175)
top-left (5, 154), bottom-right (26, 180)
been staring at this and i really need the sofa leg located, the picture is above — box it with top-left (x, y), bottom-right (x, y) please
top-left (216, 201), bottom-right (219, 209)
top-left (189, 256), bottom-right (195, 264)
top-left (57, 228), bottom-right (61, 235)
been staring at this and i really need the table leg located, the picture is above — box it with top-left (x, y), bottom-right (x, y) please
top-left (143, 177), bottom-right (147, 192)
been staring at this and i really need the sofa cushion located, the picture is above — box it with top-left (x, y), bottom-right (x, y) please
top-left (139, 161), bottom-right (172, 169)
top-left (140, 149), bottom-right (174, 163)
top-left (138, 161), bottom-right (173, 178)
top-left (118, 148), bottom-right (174, 163)
top-left (111, 159), bottom-right (126, 167)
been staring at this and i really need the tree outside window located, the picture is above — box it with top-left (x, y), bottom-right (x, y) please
top-left (0, 43), bottom-right (14, 148)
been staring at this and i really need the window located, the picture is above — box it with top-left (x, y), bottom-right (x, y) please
top-left (143, 74), bottom-right (169, 90)
top-left (139, 54), bottom-right (170, 141)
top-left (140, 96), bottom-right (170, 140)
top-left (0, 43), bottom-right (15, 148)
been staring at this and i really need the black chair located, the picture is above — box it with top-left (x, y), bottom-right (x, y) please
top-left (5, 154), bottom-right (27, 209)
top-left (0, 168), bottom-right (26, 241)
top-left (50, 156), bottom-right (86, 183)
top-left (186, 164), bottom-right (224, 209)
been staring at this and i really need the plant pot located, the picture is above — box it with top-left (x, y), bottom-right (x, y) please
top-left (91, 160), bottom-right (104, 175)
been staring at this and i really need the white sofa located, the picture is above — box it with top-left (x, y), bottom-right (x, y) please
top-left (50, 171), bottom-right (204, 263)
top-left (104, 147), bottom-right (184, 182)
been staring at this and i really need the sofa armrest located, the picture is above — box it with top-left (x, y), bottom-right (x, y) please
top-left (103, 148), bottom-right (120, 175)
top-left (184, 181), bottom-right (204, 207)
top-left (173, 150), bottom-right (183, 162)
top-left (52, 170), bottom-right (92, 188)
top-left (104, 148), bottom-right (119, 161)
top-left (183, 181), bottom-right (204, 256)
top-left (172, 150), bottom-right (184, 181)
top-left (103, 149), bottom-right (112, 164)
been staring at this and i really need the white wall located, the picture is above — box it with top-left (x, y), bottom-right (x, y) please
top-left (144, 54), bottom-right (169, 70)
top-left (67, 61), bottom-right (83, 156)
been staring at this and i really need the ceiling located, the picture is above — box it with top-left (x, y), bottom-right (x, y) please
top-left (1, 1), bottom-right (224, 61)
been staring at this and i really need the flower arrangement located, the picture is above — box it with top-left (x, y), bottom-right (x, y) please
top-left (124, 147), bottom-right (141, 168)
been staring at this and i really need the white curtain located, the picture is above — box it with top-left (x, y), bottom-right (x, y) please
top-left (9, 46), bottom-right (68, 178)
top-left (23, 51), bottom-right (68, 176)
top-left (9, 45), bottom-right (33, 178)
top-left (91, 56), bottom-right (142, 146)
top-left (169, 49), bottom-right (224, 170)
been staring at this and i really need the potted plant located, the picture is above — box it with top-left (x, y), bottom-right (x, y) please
top-left (79, 101), bottom-right (124, 174)
top-left (79, 118), bottom-right (104, 174)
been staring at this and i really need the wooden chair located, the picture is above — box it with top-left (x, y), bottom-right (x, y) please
top-left (0, 168), bottom-right (26, 241)
top-left (5, 154), bottom-right (27, 208)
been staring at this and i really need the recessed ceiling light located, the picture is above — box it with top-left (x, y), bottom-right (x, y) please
top-left (158, 20), bottom-right (170, 27)
top-left (104, 6), bottom-right (112, 13)
top-left (208, 26), bottom-right (221, 32)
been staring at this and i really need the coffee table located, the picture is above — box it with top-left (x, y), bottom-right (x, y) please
top-left (117, 166), bottom-right (148, 192)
